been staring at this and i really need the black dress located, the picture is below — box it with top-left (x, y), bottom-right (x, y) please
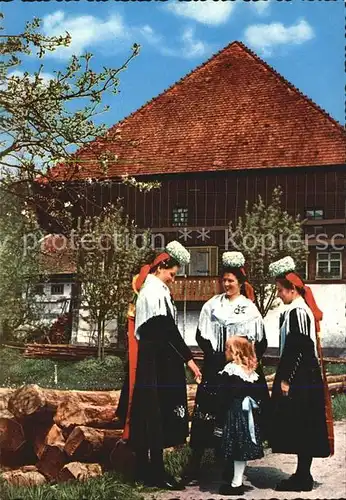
top-left (270, 308), bottom-right (330, 457)
top-left (190, 328), bottom-right (269, 450)
top-left (214, 368), bottom-right (264, 462)
top-left (129, 312), bottom-right (193, 451)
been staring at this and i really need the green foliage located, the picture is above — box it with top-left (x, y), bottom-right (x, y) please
top-left (0, 472), bottom-right (144, 500)
top-left (229, 187), bottom-right (308, 316)
top-left (0, 348), bottom-right (125, 390)
top-left (0, 188), bottom-right (46, 340)
top-left (164, 445), bottom-right (215, 479)
top-left (0, 13), bottom-right (139, 182)
top-left (75, 203), bottom-right (152, 359)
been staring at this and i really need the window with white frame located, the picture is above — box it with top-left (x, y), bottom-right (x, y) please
top-left (316, 252), bottom-right (342, 279)
top-left (34, 284), bottom-right (44, 295)
top-left (176, 246), bottom-right (218, 276)
top-left (51, 284), bottom-right (65, 295)
top-left (172, 207), bottom-right (188, 227)
top-left (305, 208), bottom-right (324, 220)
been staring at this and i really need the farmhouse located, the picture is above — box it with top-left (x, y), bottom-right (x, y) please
top-left (37, 41), bottom-right (346, 351)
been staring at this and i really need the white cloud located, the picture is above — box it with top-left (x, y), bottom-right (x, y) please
top-left (8, 70), bottom-right (54, 85)
top-left (41, 10), bottom-right (210, 62)
top-left (166, 0), bottom-right (236, 26)
top-left (253, 0), bottom-right (271, 16)
top-left (0, 70), bottom-right (54, 90)
top-left (244, 19), bottom-right (315, 56)
top-left (180, 27), bottom-right (210, 58)
top-left (161, 27), bottom-right (211, 60)
top-left (138, 25), bottom-right (163, 45)
top-left (42, 11), bottom-right (155, 59)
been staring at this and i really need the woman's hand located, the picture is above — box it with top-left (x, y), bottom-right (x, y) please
top-left (187, 359), bottom-right (202, 384)
top-left (281, 380), bottom-right (290, 396)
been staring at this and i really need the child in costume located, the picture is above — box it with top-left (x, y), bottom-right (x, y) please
top-left (214, 335), bottom-right (264, 496)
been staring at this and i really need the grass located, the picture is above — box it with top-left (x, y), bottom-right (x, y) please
top-left (164, 445), bottom-right (216, 479)
top-left (0, 347), bottom-right (125, 391)
top-left (325, 363), bottom-right (346, 375)
top-left (331, 394), bottom-right (346, 421)
top-left (262, 365), bottom-right (276, 376)
top-left (0, 473), bottom-right (146, 500)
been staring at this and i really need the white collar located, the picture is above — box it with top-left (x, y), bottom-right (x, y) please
top-left (134, 274), bottom-right (175, 338)
top-left (211, 294), bottom-right (260, 326)
top-left (144, 274), bottom-right (170, 292)
top-left (219, 362), bottom-right (259, 382)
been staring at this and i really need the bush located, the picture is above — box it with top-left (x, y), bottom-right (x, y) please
top-left (0, 348), bottom-right (125, 390)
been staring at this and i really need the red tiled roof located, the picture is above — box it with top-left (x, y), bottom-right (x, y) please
top-left (52, 41), bottom-right (346, 181)
top-left (40, 234), bottom-right (76, 274)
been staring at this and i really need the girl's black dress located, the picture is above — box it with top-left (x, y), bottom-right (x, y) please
top-left (214, 364), bottom-right (264, 462)
top-left (190, 329), bottom-right (269, 449)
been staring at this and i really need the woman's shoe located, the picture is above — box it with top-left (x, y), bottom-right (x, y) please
top-left (181, 467), bottom-right (200, 486)
top-left (182, 475), bottom-right (199, 487)
top-left (151, 473), bottom-right (186, 491)
top-left (275, 474), bottom-right (313, 492)
top-left (218, 483), bottom-right (245, 496)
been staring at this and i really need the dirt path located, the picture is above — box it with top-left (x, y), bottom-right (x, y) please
top-left (146, 420), bottom-right (346, 500)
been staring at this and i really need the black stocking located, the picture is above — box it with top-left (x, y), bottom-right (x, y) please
top-left (150, 448), bottom-right (166, 480)
top-left (190, 447), bottom-right (204, 470)
top-left (296, 454), bottom-right (313, 479)
top-left (135, 448), bottom-right (150, 481)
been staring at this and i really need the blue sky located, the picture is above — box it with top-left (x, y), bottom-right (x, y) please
top-left (3, 0), bottom-right (344, 126)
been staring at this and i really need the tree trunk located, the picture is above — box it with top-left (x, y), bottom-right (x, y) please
top-left (1, 469), bottom-right (46, 487)
top-left (97, 316), bottom-right (102, 360)
top-left (36, 445), bottom-right (67, 480)
top-left (263, 288), bottom-right (277, 317)
top-left (33, 423), bottom-right (65, 459)
top-left (0, 388), bottom-right (16, 411)
top-left (8, 384), bottom-right (64, 418)
top-left (101, 319), bottom-right (105, 362)
top-left (58, 462), bottom-right (102, 482)
top-left (0, 415), bottom-right (26, 452)
top-left (64, 426), bottom-right (122, 459)
top-left (0, 442), bottom-right (37, 468)
top-left (54, 402), bottom-right (119, 430)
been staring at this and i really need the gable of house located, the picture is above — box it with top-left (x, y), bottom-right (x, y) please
top-left (49, 41), bottom-right (345, 182)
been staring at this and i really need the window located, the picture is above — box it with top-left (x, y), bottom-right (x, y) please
top-left (176, 246), bottom-right (218, 276)
top-left (316, 252), bottom-right (342, 279)
top-left (172, 207), bottom-right (188, 227)
top-left (305, 208), bottom-right (324, 220)
top-left (51, 284), bottom-right (64, 295)
top-left (34, 284), bottom-right (44, 295)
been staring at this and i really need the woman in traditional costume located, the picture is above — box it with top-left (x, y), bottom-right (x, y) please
top-left (269, 256), bottom-right (333, 492)
top-left (184, 251), bottom-right (269, 483)
top-left (117, 241), bottom-right (201, 491)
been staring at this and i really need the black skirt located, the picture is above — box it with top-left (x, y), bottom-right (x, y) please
top-left (215, 398), bottom-right (264, 462)
top-left (129, 315), bottom-right (191, 451)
